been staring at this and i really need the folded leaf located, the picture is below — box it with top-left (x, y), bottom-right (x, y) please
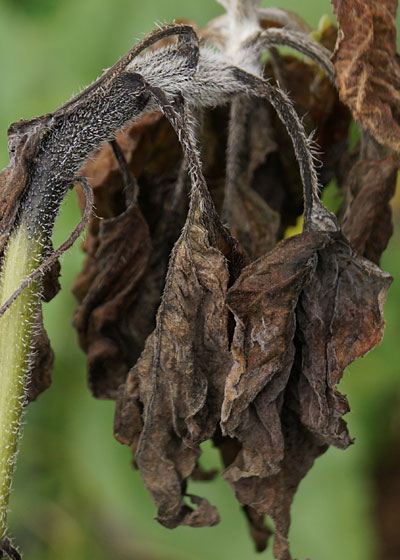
top-left (117, 195), bottom-right (237, 528)
top-left (332, 0), bottom-right (400, 151)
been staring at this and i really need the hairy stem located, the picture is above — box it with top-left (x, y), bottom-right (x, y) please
top-left (0, 28), bottom-right (194, 534)
top-left (0, 223), bottom-right (42, 540)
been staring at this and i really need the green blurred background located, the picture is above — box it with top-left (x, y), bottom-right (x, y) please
top-left (0, 1), bottom-right (399, 559)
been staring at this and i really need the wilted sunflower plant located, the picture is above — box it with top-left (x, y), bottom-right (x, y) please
top-left (0, 0), bottom-right (399, 558)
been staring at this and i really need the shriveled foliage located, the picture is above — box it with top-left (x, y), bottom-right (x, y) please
top-left (0, 1), bottom-right (398, 559)
top-left (70, 5), bottom-right (396, 558)
top-left (332, 0), bottom-right (400, 151)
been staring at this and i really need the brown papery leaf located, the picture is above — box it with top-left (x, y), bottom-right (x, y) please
top-left (221, 224), bottom-right (392, 559)
top-left (26, 312), bottom-right (54, 402)
top-left (341, 139), bottom-right (398, 265)
top-left (115, 192), bottom-right (237, 528)
top-left (74, 113), bottom-right (184, 398)
top-left (332, 0), bottom-right (400, 151)
top-left (296, 237), bottom-right (392, 448)
top-left (221, 233), bottom-right (326, 475)
top-left (227, 398), bottom-right (328, 560)
top-left (228, 183), bottom-right (279, 261)
top-left (73, 197), bottom-right (151, 399)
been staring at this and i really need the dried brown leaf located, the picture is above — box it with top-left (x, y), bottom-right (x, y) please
top-left (332, 0), bottom-right (400, 151)
top-left (74, 114), bottom-right (185, 398)
top-left (221, 233), bottom-right (326, 474)
top-left (341, 142), bottom-right (398, 264)
top-left (226, 401), bottom-right (328, 560)
top-left (26, 312), bottom-right (54, 403)
top-left (116, 197), bottom-right (236, 528)
top-left (296, 239), bottom-right (392, 447)
top-left (243, 505), bottom-right (273, 553)
top-left (73, 198), bottom-right (151, 398)
top-left (227, 183), bottom-right (279, 260)
top-left (67, 16), bottom-right (394, 559)
top-left (221, 227), bottom-right (392, 559)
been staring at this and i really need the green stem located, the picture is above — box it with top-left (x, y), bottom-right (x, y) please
top-left (0, 222), bottom-right (42, 540)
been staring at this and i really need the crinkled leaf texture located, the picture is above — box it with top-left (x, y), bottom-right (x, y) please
top-left (0, 7), bottom-right (396, 559)
top-left (221, 230), bottom-right (391, 559)
top-left (115, 193), bottom-right (240, 528)
top-left (68, 12), bottom-right (395, 560)
top-left (74, 114), bottom-right (184, 398)
top-left (332, 0), bottom-right (400, 151)
top-left (340, 139), bottom-right (398, 265)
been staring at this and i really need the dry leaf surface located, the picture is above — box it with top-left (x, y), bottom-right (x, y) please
top-left (71, 18), bottom-right (393, 558)
top-left (340, 139), bottom-right (398, 264)
top-left (115, 194), bottom-right (237, 528)
top-left (221, 229), bottom-right (392, 559)
top-left (73, 114), bottom-right (184, 398)
top-left (1, 8), bottom-right (389, 560)
top-left (332, 0), bottom-right (400, 151)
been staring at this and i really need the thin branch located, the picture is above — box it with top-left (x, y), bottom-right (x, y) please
top-left (53, 24), bottom-right (198, 120)
top-left (246, 28), bottom-right (335, 83)
top-left (109, 140), bottom-right (138, 206)
top-left (230, 67), bottom-right (338, 231)
top-left (222, 95), bottom-right (252, 221)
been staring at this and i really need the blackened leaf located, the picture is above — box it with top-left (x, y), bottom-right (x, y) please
top-left (26, 312), bottom-right (54, 402)
top-left (332, 0), bottom-right (400, 151)
top-left (116, 196), bottom-right (235, 528)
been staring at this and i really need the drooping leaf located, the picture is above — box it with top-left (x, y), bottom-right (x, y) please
top-left (73, 114), bottom-right (185, 398)
top-left (220, 220), bottom-right (392, 558)
top-left (332, 0), bottom-right (400, 151)
top-left (73, 197), bottom-right (151, 398)
top-left (115, 194), bottom-right (237, 528)
top-left (296, 238), bottom-right (392, 448)
top-left (113, 85), bottom-right (250, 528)
top-left (26, 313), bottom-right (54, 403)
top-left (221, 233), bottom-right (325, 475)
top-left (65, 11), bottom-right (395, 560)
top-left (340, 139), bottom-right (398, 265)
top-left (225, 396), bottom-right (328, 560)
